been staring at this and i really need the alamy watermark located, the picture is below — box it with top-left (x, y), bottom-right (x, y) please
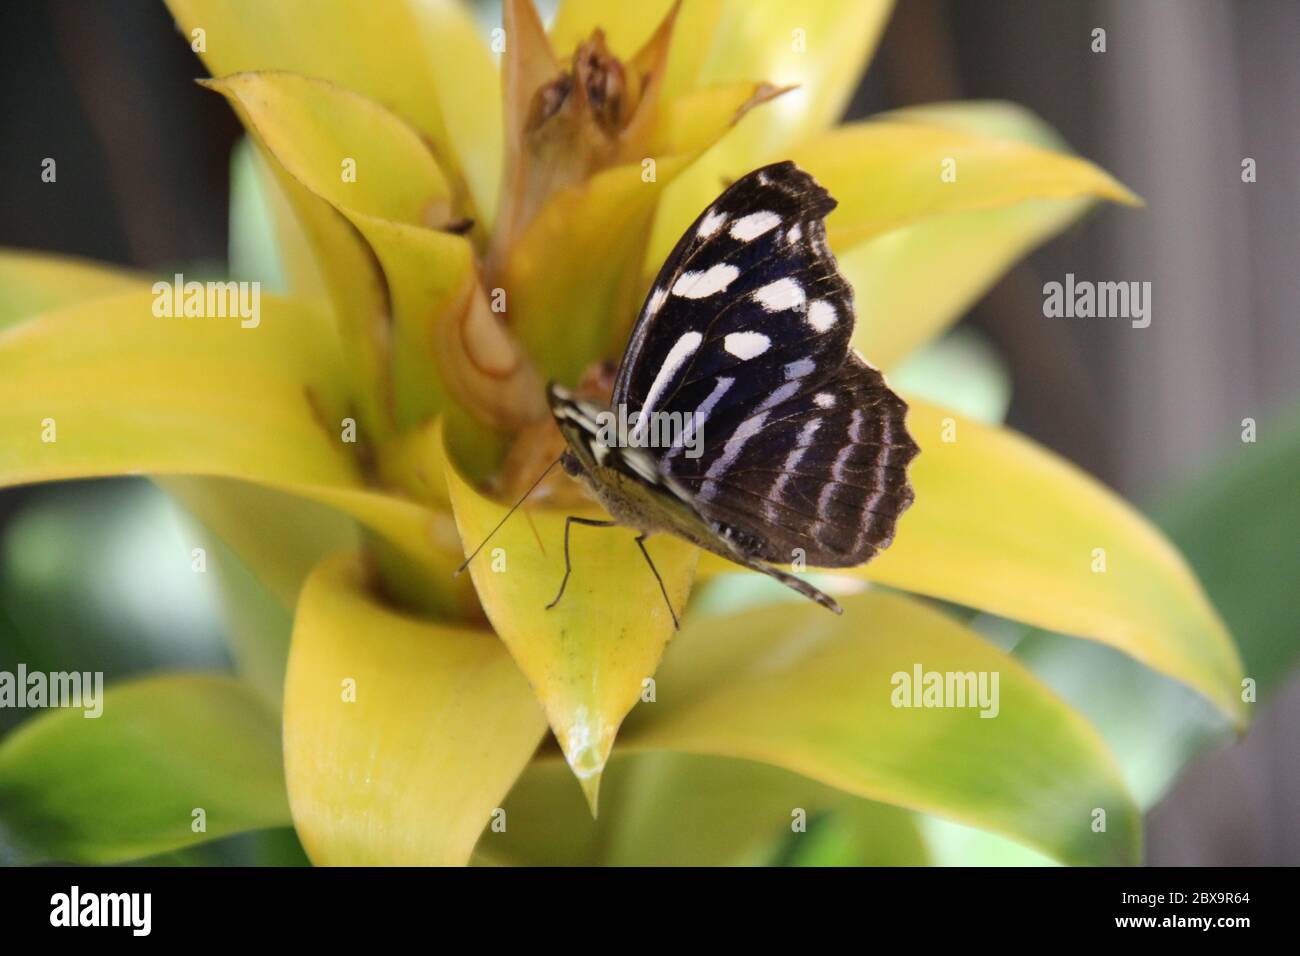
top-left (891, 664), bottom-right (1000, 718)
top-left (152, 273), bottom-right (260, 328)
top-left (0, 664), bottom-right (103, 717)
top-left (595, 403), bottom-right (704, 459)
top-left (1043, 273), bottom-right (1151, 328)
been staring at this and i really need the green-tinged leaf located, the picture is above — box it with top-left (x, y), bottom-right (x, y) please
top-left (790, 118), bottom-right (1138, 250)
top-left (159, 477), bottom-right (358, 703)
top-left (160, 477), bottom-right (359, 609)
top-left (1158, 407), bottom-right (1300, 696)
top-left (856, 400), bottom-right (1245, 726)
top-left (0, 290), bottom-right (473, 617)
top-left (0, 674), bottom-right (288, 863)
top-left (209, 72), bottom-right (542, 432)
top-left (787, 800), bottom-right (929, 867)
top-left (164, 0), bottom-right (498, 222)
top-left (488, 752), bottom-right (888, 866)
top-left (834, 99), bottom-right (1136, 369)
top-left (441, 428), bottom-right (697, 805)
top-left (0, 250), bottom-right (144, 329)
top-left (617, 591), bottom-right (1141, 866)
top-left (840, 197), bottom-right (1091, 369)
top-left (283, 554), bottom-right (546, 865)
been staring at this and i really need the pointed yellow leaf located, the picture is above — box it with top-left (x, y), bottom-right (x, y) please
top-left (840, 197), bottom-right (1091, 369)
top-left (284, 554), bottom-right (546, 865)
top-left (696, 0), bottom-right (893, 165)
top-left (860, 400), bottom-right (1247, 726)
top-left (618, 591), bottom-right (1141, 866)
top-left (789, 118), bottom-right (1138, 249)
top-left (164, 0), bottom-right (498, 221)
top-left (698, 400), bottom-right (1246, 726)
top-left (0, 290), bottom-right (473, 616)
top-left (831, 100), bottom-right (1136, 369)
top-left (441, 428), bottom-right (697, 799)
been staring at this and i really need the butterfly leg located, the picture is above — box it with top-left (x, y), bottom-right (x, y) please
top-left (546, 516), bottom-right (618, 612)
top-left (634, 533), bottom-right (680, 631)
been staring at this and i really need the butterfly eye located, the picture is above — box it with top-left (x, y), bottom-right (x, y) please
top-left (560, 450), bottom-right (582, 477)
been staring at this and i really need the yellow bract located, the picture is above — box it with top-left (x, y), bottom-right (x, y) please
top-left (617, 591), bottom-right (1141, 866)
top-left (283, 554), bottom-right (546, 865)
top-left (442, 429), bottom-right (697, 809)
top-left (165, 0), bottom-right (499, 222)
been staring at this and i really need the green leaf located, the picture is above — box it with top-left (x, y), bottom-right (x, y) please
top-left (489, 752), bottom-right (882, 867)
top-left (618, 590), bottom-right (1141, 866)
top-left (1158, 407), bottom-right (1300, 696)
top-left (0, 674), bottom-right (288, 863)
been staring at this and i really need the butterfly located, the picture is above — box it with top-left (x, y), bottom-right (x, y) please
top-left (461, 161), bottom-right (918, 627)
top-left (541, 161), bottom-right (919, 626)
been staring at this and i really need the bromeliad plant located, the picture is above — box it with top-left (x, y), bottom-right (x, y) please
top-left (0, 0), bottom-right (1247, 866)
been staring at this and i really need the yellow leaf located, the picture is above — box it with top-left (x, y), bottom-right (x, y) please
top-left (697, 0), bottom-right (893, 165)
top-left (164, 0), bottom-right (499, 222)
top-left (618, 591), bottom-right (1141, 866)
top-left (789, 118), bottom-right (1138, 249)
top-left (702, 401), bottom-right (1247, 727)
top-left (0, 250), bottom-right (143, 330)
top-left (833, 100), bottom-right (1137, 369)
top-left (441, 427), bottom-right (697, 806)
top-left (0, 290), bottom-right (473, 617)
top-left (645, 0), bottom-right (893, 268)
top-left (866, 400), bottom-right (1246, 726)
top-left (284, 554), bottom-right (546, 865)
top-left (841, 197), bottom-right (1092, 369)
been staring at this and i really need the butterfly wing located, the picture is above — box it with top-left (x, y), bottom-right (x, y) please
top-left (612, 161), bottom-right (918, 568)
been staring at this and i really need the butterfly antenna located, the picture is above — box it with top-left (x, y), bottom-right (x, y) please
top-left (454, 456), bottom-right (562, 576)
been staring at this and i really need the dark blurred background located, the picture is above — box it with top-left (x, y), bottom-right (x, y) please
top-left (1, 0), bottom-right (1296, 865)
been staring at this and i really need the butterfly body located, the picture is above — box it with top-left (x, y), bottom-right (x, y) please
top-left (547, 161), bottom-right (919, 617)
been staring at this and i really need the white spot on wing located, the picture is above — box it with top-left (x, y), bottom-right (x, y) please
top-left (634, 331), bottom-right (702, 441)
top-left (723, 331), bottom-right (771, 360)
top-left (814, 392), bottom-right (835, 409)
top-left (784, 357), bottom-right (816, 379)
top-left (729, 210), bottom-right (781, 242)
top-left (807, 299), bottom-right (837, 332)
top-left (645, 285), bottom-right (668, 317)
top-left (697, 208), bottom-right (728, 238)
top-left (672, 263), bottom-right (740, 298)
top-left (753, 277), bottom-right (806, 313)
top-left (787, 223), bottom-right (803, 244)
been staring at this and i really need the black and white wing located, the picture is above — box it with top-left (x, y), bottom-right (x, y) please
top-left (613, 160), bottom-right (918, 568)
